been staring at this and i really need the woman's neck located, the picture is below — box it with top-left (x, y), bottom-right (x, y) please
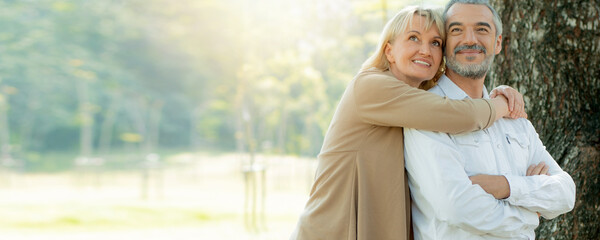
top-left (389, 68), bottom-right (422, 88)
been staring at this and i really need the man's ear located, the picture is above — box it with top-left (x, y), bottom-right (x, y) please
top-left (494, 35), bottom-right (502, 55)
top-left (384, 42), bottom-right (395, 63)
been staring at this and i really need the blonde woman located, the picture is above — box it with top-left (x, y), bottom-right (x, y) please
top-left (290, 5), bottom-right (525, 240)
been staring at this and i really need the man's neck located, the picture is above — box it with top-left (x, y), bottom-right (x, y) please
top-left (445, 69), bottom-right (486, 99)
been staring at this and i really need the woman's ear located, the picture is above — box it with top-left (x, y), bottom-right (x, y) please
top-left (384, 42), bottom-right (395, 63)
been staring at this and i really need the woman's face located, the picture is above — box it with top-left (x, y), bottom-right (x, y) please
top-left (385, 15), bottom-right (443, 87)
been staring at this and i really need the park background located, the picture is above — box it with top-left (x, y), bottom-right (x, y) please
top-left (0, 0), bottom-right (597, 239)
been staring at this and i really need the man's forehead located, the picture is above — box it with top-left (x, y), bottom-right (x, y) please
top-left (445, 3), bottom-right (494, 26)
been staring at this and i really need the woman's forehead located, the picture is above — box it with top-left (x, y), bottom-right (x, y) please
top-left (406, 15), bottom-right (441, 35)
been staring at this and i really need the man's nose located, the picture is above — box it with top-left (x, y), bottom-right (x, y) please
top-left (463, 28), bottom-right (477, 45)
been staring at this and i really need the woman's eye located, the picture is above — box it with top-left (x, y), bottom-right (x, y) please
top-left (432, 41), bottom-right (441, 47)
top-left (409, 36), bottom-right (418, 42)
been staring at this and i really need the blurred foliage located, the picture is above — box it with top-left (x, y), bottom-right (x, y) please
top-left (0, 0), bottom-right (446, 171)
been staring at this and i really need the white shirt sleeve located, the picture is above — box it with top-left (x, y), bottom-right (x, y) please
top-left (504, 121), bottom-right (576, 219)
top-left (404, 128), bottom-right (539, 238)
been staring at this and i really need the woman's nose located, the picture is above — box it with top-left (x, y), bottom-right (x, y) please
top-left (419, 43), bottom-right (431, 56)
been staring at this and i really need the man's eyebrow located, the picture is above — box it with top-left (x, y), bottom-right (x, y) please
top-left (476, 22), bottom-right (492, 28)
top-left (447, 22), bottom-right (462, 29)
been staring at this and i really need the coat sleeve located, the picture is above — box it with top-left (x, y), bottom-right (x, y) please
top-left (353, 71), bottom-right (496, 134)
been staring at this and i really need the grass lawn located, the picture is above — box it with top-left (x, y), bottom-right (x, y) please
top-left (0, 153), bottom-right (316, 240)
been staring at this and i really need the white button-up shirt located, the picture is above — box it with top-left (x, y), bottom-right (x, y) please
top-left (404, 75), bottom-right (576, 240)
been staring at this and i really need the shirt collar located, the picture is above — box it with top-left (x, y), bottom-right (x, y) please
top-left (436, 74), bottom-right (489, 100)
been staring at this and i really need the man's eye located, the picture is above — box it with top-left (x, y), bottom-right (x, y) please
top-left (477, 28), bottom-right (489, 32)
top-left (450, 28), bottom-right (461, 32)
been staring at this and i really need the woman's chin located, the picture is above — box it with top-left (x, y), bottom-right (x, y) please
top-left (413, 72), bottom-right (437, 82)
top-left (417, 75), bottom-right (435, 83)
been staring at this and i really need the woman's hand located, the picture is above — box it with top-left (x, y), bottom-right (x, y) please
top-left (469, 174), bottom-right (510, 199)
top-left (490, 85), bottom-right (527, 119)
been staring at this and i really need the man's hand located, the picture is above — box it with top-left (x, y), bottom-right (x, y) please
top-left (470, 162), bottom-right (550, 199)
top-left (469, 174), bottom-right (510, 199)
top-left (490, 85), bottom-right (527, 119)
top-left (472, 163), bottom-right (548, 216)
top-left (527, 162), bottom-right (550, 176)
top-left (526, 162), bottom-right (549, 218)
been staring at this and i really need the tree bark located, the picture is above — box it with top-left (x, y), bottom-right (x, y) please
top-left (489, 1), bottom-right (600, 239)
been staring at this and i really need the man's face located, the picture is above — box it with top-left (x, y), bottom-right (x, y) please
top-left (444, 3), bottom-right (502, 79)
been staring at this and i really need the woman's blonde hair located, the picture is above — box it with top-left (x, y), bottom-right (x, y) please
top-left (360, 5), bottom-right (446, 90)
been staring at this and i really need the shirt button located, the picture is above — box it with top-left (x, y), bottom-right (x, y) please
top-left (497, 144), bottom-right (501, 149)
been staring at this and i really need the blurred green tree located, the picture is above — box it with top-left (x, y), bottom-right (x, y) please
top-left (0, 0), bottom-right (419, 171)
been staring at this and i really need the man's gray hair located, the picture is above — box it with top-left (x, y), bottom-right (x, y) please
top-left (443, 0), bottom-right (503, 37)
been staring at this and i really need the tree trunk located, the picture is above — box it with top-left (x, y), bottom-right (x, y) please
top-left (18, 98), bottom-right (37, 153)
top-left (489, 1), bottom-right (600, 239)
top-left (77, 79), bottom-right (93, 157)
top-left (124, 96), bottom-right (147, 151)
top-left (190, 106), bottom-right (203, 150)
top-left (0, 92), bottom-right (9, 159)
top-left (144, 100), bottom-right (163, 154)
top-left (277, 106), bottom-right (287, 154)
top-left (98, 90), bottom-right (121, 155)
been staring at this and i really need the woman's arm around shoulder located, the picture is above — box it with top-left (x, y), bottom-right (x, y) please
top-left (353, 70), bottom-right (510, 134)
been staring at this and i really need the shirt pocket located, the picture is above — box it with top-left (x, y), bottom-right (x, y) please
top-left (505, 132), bottom-right (530, 172)
top-left (452, 132), bottom-right (494, 175)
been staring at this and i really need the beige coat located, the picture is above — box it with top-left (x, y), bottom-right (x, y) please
top-left (290, 69), bottom-right (496, 240)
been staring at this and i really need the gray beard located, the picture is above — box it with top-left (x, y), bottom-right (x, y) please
top-left (446, 53), bottom-right (494, 79)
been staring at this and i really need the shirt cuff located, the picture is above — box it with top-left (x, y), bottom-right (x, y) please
top-left (504, 175), bottom-right (527, 205)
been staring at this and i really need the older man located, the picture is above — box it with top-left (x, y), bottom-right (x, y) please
top-left (403, 0), bottom-right (576, 239)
